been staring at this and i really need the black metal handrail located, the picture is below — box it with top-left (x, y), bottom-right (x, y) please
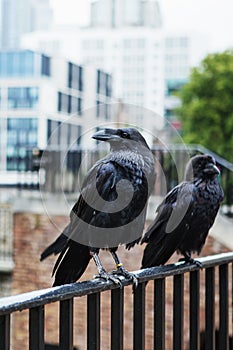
top-left (1, 252), bottom-right (233, 350)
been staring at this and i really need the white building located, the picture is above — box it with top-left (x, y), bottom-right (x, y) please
top-left (21, 0), bottom-right (165, 131)
top-left (164, 31), bottom-right (208, 127)
top-left (90, 0), bottom-right (162, 28)
top-left (0, 50), bottom-right (113, 180)
top-left (0, 0), bottom-right (53, 49)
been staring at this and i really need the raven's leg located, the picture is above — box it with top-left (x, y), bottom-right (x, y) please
top-left (92, 252), bottom-right (122, 287)
top-left (179, 252), bottom-right (203, 268)
top-left (110, 250), bottom-right (138, 288)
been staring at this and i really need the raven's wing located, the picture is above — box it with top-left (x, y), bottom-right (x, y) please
top-left (40, 159), bottom-right (119, 261)
top-left (47, 160), bottom-right (129, 285)
top-left (141, 181), bottom-right (195, 267)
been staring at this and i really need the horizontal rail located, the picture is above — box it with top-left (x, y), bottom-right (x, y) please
top-left (1, 252), bottom-right (233, 316)
top-left (151, 144), bottom-right (233, 171)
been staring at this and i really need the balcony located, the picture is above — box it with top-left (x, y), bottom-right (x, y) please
top-left (0, 252), bottom-right (233, 350)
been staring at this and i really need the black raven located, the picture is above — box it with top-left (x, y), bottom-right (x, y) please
top-left (41, 128), bottom-right (155, 286)
top-left (141, 154), bottom-right (224, 268)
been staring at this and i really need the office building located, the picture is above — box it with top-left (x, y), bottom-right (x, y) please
top-left (164, 32), bottom-right (207, 128)
top-left (90, 0), bottom-right (162, 28)
top-left (0, 0), bottom-right (53, 49)
top-left (0, 50), bottom-right (113, 182)
top-left (21, 0), bottom-right (164, 131)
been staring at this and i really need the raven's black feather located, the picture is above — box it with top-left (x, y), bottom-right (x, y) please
top-left (41, 128), bottom-right (155, 286)
top-left (141, 154), bottom-right (224, 268)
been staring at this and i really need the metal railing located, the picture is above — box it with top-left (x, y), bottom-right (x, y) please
top-left (1, 145), bottom-right (233, 206)
top-left (0, 252), bottom-right (233, 350)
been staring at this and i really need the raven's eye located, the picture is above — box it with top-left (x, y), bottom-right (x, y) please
top-left (121, 131), bottom-right (129, 138)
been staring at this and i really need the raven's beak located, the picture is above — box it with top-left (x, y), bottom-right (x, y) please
top-left (204, 163), bottom-right (220, 175)
top-left (92, 129), bottom-right (120, 141)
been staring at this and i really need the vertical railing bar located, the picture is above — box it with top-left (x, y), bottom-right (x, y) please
top-left (111, 288), bottom-right (124, 350)
top-left (190, 270), bottom-right (200, 350)
top-left (29, 306), bottom-right (45, 350)
top-left (173, 274), bottom-right (184, 350)
top-left (0, 314), bottom-right (10, 350)
top-left (133, 282), bottom-right (146, 350)
top-left (154, 278), bottom-right (165, 350)
top-left (87, 292), bottom-right (100, 350)
top-left (219, 263), bottom-right (229, 350)
top-left (205, 267), bottom-right (215, 350)
top-left (59, 298), bottom-right (74, 350)
top-left (231, 262), bottom-right (233, 350)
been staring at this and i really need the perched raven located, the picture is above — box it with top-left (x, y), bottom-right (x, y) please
top-left (141, 154), bottom-right (224, 268)
top-left (41, 128), bottom-right (155, 286)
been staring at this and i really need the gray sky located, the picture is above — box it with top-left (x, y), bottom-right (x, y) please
top-left (50, 0), bottom-right (233, 52)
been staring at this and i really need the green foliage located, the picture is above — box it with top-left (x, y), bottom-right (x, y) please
top-left (176, 50), bottom-right (233, 162)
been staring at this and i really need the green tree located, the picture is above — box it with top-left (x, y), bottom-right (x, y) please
top-left (177, 50), bottom-right (233, 162)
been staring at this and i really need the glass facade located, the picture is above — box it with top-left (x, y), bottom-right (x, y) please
top-left (57, 92), bottom-right (82, 115)
top-left (0, 51), bottom-right (34, 77)
top-left (47, 119), bottom-right (82, 147)
top-left (8, 87), bottom-right (39, 108)
top-left (0, 51), bottom-right (51, 77)
top-left (41, 54), bottom-right (51, 76)
top-left (7, 118), bottom-right (38, 170)
top-left (97, 70), bottom-right (112, 97)
top-left (68, 62), bottom-right (83, 91)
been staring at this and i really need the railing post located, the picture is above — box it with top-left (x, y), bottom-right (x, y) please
top-left (133, 282), bottom-right (146, 350)
top-left (205, 267), bottom-right (215, 350)
top-left (87, 292), bottom-right (100, 350)
top-left (219, 263), bottom-right (229, 350)
top-left (0, 314), bottom-right (10, 350)
top-left (29, 306), bottom-right (45, 350)
top-left (173, 274), bottom-right (184, 350)
top-left (190, 270), bottom-right (200, 350)
top-left (59, 298), bottom-right (74, 350)
top-left (111, 288), bottom-right (124, 350)
top-left (154, 278), bottom-right (165, 350)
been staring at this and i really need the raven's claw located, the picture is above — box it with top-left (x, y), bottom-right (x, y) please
top-left (94, 271), bottom-right (123, 288)
top-left (112, 266), bottom-right (138, 288)
top-left (179, 257), bottom-right (203, 268)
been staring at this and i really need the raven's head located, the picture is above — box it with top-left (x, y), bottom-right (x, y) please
top-left (92, 128), bottom-right (150, 150)
top-left (185, 154), bottom-right (220, 181)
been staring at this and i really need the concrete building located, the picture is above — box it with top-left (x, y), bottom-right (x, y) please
top-left (164, 32), bottom-right (208, 129)
top-left (90, 0), bottom-right (162, 28)
top-left (0, 50), bottom-right (113, 184)
top-left (0, 0), bottom-right (53, 49)
top-left (21, 0), bottom-right (165, 131)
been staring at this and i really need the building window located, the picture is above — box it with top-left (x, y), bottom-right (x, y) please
top-left (7, 118), bottom-right (38, 170)
top-left (68, 63), bottom-right (83, 91)
top-left (77, 98), bottom-right (82, 115)
top-left (0, 204), bottom-right (14, 274)
top-left (0, 51), bottom-right (34, 77)
top-left (97, 70), bottom-right (108, 95)
top-left (58, 92), bottom-right (82, 115)
top-left (41, 55), bottom-right (51, 76)
top-left (106, 74), bottom-right (112, 97)
top-left (8, 87), bottom-right (39, 109)
top-left (57, 92), bottom-right (68, 114)
top-left (96, 100), bottom-right (101, 117)
top-left (58, 92), bottom-right (62, 112)
top-left (68, 95), bottom-right (72, 114)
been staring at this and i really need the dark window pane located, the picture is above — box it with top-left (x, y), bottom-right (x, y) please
top-left (41, 55), bottom-right (51, 76)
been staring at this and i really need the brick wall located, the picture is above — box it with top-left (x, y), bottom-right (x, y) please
top-left (12, 212), bottom-right (231, 350)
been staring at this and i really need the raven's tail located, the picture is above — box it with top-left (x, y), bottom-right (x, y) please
top-left (141, 234), bottom-right (176, 269)
top-left (52, 242), bottom-right (91, 286)
top-left (40, 233), bottom-right (67, 261)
